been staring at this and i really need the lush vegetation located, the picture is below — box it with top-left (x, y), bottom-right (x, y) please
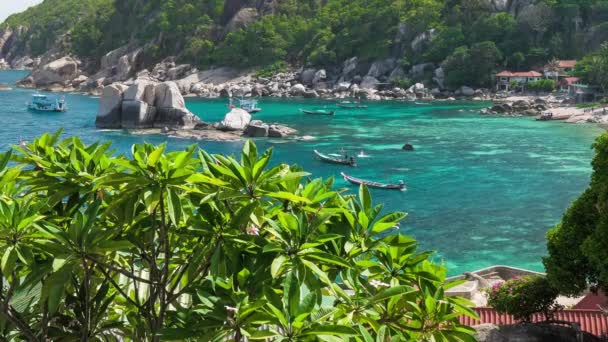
top-left (544, 132), bottom-right (608, 296)
top-left (527, 79), bottom-right (557, 93)
top-left (573, 42), bottom-right (608, 93)
top-left (6, 0), bottom-right (608, 87)
top-left (487, 276), bottom-right (561, 322)
top-left (0, 131), bottom-right (477, 341)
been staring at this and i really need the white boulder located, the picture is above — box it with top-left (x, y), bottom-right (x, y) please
top-left (218, 108), bottom-right (251, 131)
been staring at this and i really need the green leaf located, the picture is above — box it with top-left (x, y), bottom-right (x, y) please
top-left (301, 325), bottom-right (358, 336)
top-left (271, 255), bottom-right (288, 278)
top-left (1, 247), bottom-right (17, 275)
top-left (166, 188), bottom-right (181, 226)
top-left (147, 144), bottom-right (165, 167)
top-left (371, 285), bottom-right (415, 303)
top-left (359, 184), bottom-right (372, 212)
top-left (265, 191), bottom-right (312, 204)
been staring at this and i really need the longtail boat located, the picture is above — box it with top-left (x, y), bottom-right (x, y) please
top-left (300, 109), bottom-right (335, 116)
top-left (337, 102), bottom-right (368, 109)
top-left (341, 172), bottom-right (406, 191)
top-left (314, 150), bottom-right (356, 166)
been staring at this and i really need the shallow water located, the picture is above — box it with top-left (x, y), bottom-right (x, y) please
top-left (0, 70), bottom-right (603, 275)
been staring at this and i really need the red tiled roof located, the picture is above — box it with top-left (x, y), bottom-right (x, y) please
top-left (558, 60), bottom-right (577, 68)
top-left (574, 291), bottom-right (608, 310)
top-left (559, 77), bottom-right (580, 87)
top-left (459, 308), bottom-right (608, 337)
top-left (496, 71), bottom-right (543, 77)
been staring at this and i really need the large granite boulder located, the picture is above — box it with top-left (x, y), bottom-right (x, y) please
top-left (368, 58), bottom-right (396, 79)
top-left (120, 81), bottom-right (158, 128)
top-left (268, 124), bottom-right (296, 138)
top-left (96, 83), bottom-right (129, 129)
top-left (154, 82), bottom-right (200, 128)
top-left (218, 108), bottom-right (251, 131)
top-left (290, 83), bottom-right (307, 96)
top-left (124, 80), bottom-right (156, 104)
top-left (300, 68), bottom-right (317, 85)
top-left (22, 57), bottom-right (79, 88)
top-left (244, 121), bottom-right (269, 137)
top-left (121, 101), bottom-right (157, 129)
top-left (340, 57), bottom-right (359, 81)
top-left (96, 81), bottom-right (200, 129)
top-left (360, 76), bottom-right (379, 90)
top-left (312, 69), bottom-right (326, 86)
top-left (460, 86), bottom-right (475, 96)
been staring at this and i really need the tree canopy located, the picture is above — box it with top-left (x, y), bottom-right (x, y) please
top-left (0, 131), bottom-right (477, 341)
top-left (544, 132), bottom-right (608, 296)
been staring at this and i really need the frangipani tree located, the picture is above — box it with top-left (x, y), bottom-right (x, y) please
top-left (0, 131), bottom-right (477, 341)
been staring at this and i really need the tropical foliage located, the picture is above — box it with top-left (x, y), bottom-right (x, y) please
top-left (544, 132), bottom-right (608, 296)
top-left (0, 131), bottom-right (477, 341)
top-left (487, 276), bottom-right (561, 322)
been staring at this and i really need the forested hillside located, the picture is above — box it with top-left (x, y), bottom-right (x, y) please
top-left (3, 0), bottom-right (608, 87)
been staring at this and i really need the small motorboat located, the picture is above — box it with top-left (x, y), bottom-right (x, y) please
top-left (314, 150), bottom-right (356, 166)
top-left (300, 109), bottom-right (335, 116)
top-left (27, 94), bottom-right (67, 112)
top-left (337, 101), bottom-right (368, 109)
top-left (237, 98), bottom-right (262, 113)
top-left (341, 172), bottom-right (406, 191)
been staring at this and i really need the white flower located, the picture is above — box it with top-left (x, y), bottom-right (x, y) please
top-left (247, 224), bottom-right (260, 236)
top-left (225, 305), bottom-right (238, 313)
top-left (370, 279), bottom-right (390, 288)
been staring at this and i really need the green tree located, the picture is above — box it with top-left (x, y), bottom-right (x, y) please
top-left (0, 132), bottom-right (477, 341)
top-left (544, 132), bottom-right (608, 296)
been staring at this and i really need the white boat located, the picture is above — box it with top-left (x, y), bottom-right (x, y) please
top-left (233, 98), bottom-right (261, 113)
top-left (27, 94), bottom-right (67, 112)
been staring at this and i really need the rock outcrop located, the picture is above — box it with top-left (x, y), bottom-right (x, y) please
top-left (17, 56), bottom-right (80, 88)
top-left (218, 108), bottom-right (251, 131)
top-left (96, 81), bottom-right (201, 129)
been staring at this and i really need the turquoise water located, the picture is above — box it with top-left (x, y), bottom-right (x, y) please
top-left (0, 70), bottom-right (603, 275)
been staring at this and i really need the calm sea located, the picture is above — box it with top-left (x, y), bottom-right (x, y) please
top-left (0, 70), bottom-right (602, 275)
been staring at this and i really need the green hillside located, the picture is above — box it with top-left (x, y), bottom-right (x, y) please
top-left (4, 0), bottom-right (608, 87)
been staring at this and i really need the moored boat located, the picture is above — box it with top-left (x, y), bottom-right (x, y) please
top-left (300, 109), bottom-right (335, 116)
top-left (238, 98), bottom-right (262, 113)
top-left (337, 101), bottom-right (368, 109)
top-left (341, 172), bottom-right (406, 191)
top-left (27, 94), bottom-right (67, 112)
top-left (314, 150), bottom-right (356, 166)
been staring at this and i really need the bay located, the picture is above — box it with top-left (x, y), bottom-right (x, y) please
top-left (0, 70), bottom-right (602, 275)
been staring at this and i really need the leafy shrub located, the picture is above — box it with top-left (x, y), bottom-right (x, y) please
top-left (576, 102), bottom-right (601, 109)
top-left (256, 61), bottom-right (289, 78)
top-left (391, 76), bottom-right (412, 89)
top-left (487, 276), bottom-right (561, 322)
top-left (527, 79), bottom-right (556, 93)
top-left (0, 131), bottom-right (478, 341)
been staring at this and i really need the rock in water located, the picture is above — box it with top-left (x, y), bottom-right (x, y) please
top-left (402, 144), bottom-right (414, 151)
top-left (96, 81), bottom-right (200, 129)
top-left (19, 57), bottom-right (79, 88)
top-left (154, 82), bottom-right (201, 129)
top-left (218, 108), bottom-right (251, 131)
top-left (96, 83), bottom-right (129, 129)
top-left (268, 125), bottom-right (296, 138)
top-left (244, 122), bottom-right (269, 137)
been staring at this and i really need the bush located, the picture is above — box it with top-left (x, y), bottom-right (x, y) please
top-left (527, 79), bottom-right (556, 93)
top-left (487, 276), bottom-right (561, 322)
top-left (256, 61), bottom-right (289, 78)
top-left (0, 132), bottom-right (477, 341)
top-left (391, 76), bottom-right (412, 89)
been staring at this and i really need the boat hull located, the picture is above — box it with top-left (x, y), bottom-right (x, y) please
top-left (300, 109), bottom-right (335, 116)
top-left (341, 172), bottom-right (406, 191)
top-left (314, 150), bottom-right (356, 166)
